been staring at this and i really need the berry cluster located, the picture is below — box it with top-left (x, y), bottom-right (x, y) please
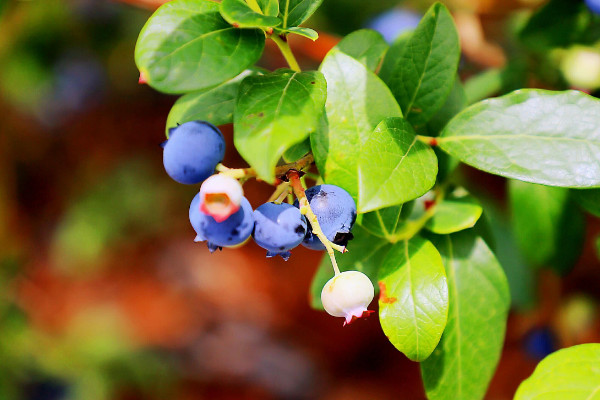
top-left (163, 120), bottom-right (374, 324)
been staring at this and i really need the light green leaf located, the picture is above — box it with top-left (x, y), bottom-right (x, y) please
top-left (220, 0), bottom-right (281, 28)
top-left (509, 180), bottom-right (584, 274)
top-left (426, 188), bottom-right (482, 234)
top-left (515, 344), bottom-right (600, 400)
top-left (312, 50), bottom-right (402, 200)
top-left (284, 27), bottom-right (319, 40)
top-left (421, 230), bottom-right (510, 400)
top-left (234, 69), bottom-right (326, 183)
top-left (310, 225), bottom-right (392, 309)
top-left (439, 90), bottom-right (600, 187)
top-left (135, 0), bottom-right (265, 94)
top-left (379, 3), bottom-right (460, 128)
top-left (572, 188), bottom-right (600, 217)
top-left (358, 117), bottom-right (437, 213)
top-left (279, 0), bottom-right (323, 28)
top-left (333, 29), bottom-right (389, 71)
top-left (165, 70), bottom-right (259, 134)
top-left (378, 236), bottom-right (448, 362)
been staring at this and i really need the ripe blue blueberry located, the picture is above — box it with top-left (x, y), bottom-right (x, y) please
top-left (163, 121), bottom-right (225, 184)
top-left (252, 202), bottom-right (308, 260)
top-left (586, 0), bottom-right (600, 14)
top-left (189, 193), bottom-right (254, 252)
top-left (295, 184), bottom-right (357, 250)
top-left (367, 9), bottom-right (421, 43)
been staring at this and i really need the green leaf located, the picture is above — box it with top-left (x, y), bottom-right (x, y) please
top-left (357, 117), bottom-right (437, 213)
top-left (284, 27), bottom-right (319, 40)
top-left (439, 89), bottom-right (600, 187)
top-left (234, 69), bottom-right (326, 183)
top-left (572, 188), bottom-right (600, 217)
top-left (421, 230), bottom-right (510, 400)
top-left (378, 236), bottom-right (448, 362)
top-left (313, 50), bottom-right (402, 200)
top-left (426, 188), bottom-right (482, 234)
top-left (333, 29), bottom-right (389, 72)
top-left (515, 344), bottom-right (600, 400)
top-left (165, 70), bottom-right (259, 134)
top-left (519, 0), bottom-right (597, 51)
top-left (282, 138), bottom-right (311, 162)
top-left (135, 0), bottom-right (265, 94)
top-left (220, 0), bottom-right (281, 28)
top-left (279, 0), bottom-right (323, 28)
top-left (509, 180), bottom-right (585, 274)
top-left (379, 3), bottom-right (460, 128)
top-left (310, 225), bottom-right (392, 309)
top-left (423, 77), bottom-right (467, 136)
top-left (359, 205), bottom-right (403, 241)
top-left (258, 0), bottom-right (279, 16)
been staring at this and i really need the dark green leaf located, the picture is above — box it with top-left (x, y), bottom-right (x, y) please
top-left (165, 70), bottom-right (258, 134)
top-left (359, 205), bottom-right (403, 241)
top-left (572, 188), bottom-right (600, 217)
top-left (378, 236), bottom-right (448, 362)
top-left (234, 69), bottom-right (327, 183)
top-left (258, 0), bottom-right (279, 16)
top-left (421, 230), bottom-right (510, 400)
top-left (515, 344), bottom-right (600, 400)
top-left (519, 0), bottom-right (597, 51)
top-left (426, 188), bottom-right (482, 234)
top-left (357, 117), bottom-right (437, 213)
top-left (279, 0), bottom-right (323, 28)
top-left (282, 137), bottom-right (311, 162)
top-left (333, 29), bottom-right (389, 71)
top-left (509, 180), bottom-right (585, 274)
top-left (424, 77), bottom-right (467, 136)
top-left (312, 50), bottom-right (402, 200)
top-left (379, 3), bottom-right (460, 128)
top-left (220, 0), bottom-right (281, 28)
top-left (135, 0), bottom-right (265, 94)
top-left (439, 90), bottom-right (600, 187)
top-left (310, 225), bottom-right (392, 309)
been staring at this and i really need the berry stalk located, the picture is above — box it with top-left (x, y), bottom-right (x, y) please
top-left (287, 170), bottom-right (344, 276)
top-left (216, 152), bottom-right (315, 182)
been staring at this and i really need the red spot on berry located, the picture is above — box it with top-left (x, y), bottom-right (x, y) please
top-left (378, 282), bottom-right (397, 304)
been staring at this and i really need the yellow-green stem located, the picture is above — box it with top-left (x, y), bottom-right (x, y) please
top-left (270, 35), bottom-right (301, 72)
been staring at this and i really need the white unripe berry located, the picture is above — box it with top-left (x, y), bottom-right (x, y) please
top-left (321, 271), bottom-right (375, 326)
top-left (199, 174), bottom-right (244, 222)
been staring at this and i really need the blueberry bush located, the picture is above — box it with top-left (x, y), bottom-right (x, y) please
top-left (135, 0), bottom-right (600, 398)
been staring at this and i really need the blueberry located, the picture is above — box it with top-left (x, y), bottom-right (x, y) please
top-left (189, 193), bottom-right (254, 252)
top-left (367, 9), bottom-right (421, 43)
top-left (294, 184), bottom-right (356, 250)
top-left (523, 327), bottom-right (558, 361)
top-left (586, 0), bottom-right (600, 14)
top-left (163, 121), bottom-right (225, 184)
top-left (252, 202), bottom-right (308, 260)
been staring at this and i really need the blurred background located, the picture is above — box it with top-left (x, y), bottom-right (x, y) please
top-left (2, 0), bottom-right (600, 399)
